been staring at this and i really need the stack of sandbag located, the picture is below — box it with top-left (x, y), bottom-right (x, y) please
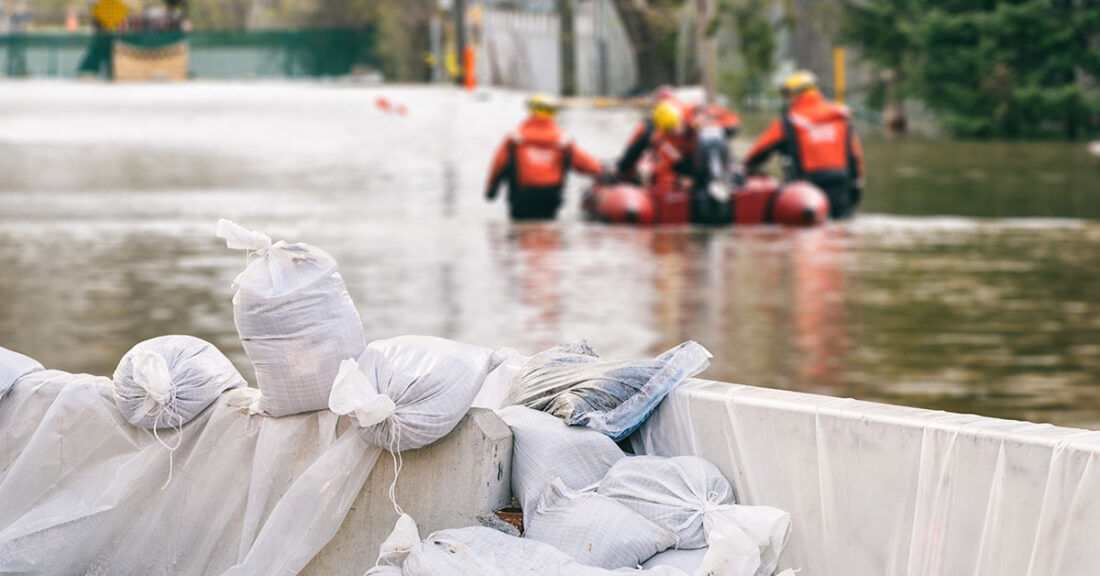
top-left (329, 335), bottom-right (505, 451)
top-left (0, 346), bottom-right (43, 403)
top-left (217, 219), bottom-right (366, 417)
top-left (112, 335), bottom-right (245, 429)
top-left (366, 514), bottom-right (692, 576)
top-left (506, 340), bottom-right (711, 440)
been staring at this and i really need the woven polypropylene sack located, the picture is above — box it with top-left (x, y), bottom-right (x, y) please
top-left (403, 526), bottom-right (571, 576)
top-left (330, 335), bottom-right (503, 451)
top-left (0, 346), bottom-right (43, 403)
top-left (113, 335), bottom-right (246, 429)
top-left (506, 341), bottom-right (711, 440)
top-left (402, 525), bottom-right (691, 576)
top-left (497, 406), bottom-right (625, 526)
top-left (598, 455), bottom-right (736, 549)
top-left (642, 548), bottom-right (709, 572)
top-left (524, 478), bottom-right (678, 570)
top-left (218, 219), bottom-right (366, 417)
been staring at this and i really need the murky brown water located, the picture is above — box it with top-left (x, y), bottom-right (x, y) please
top-left (0, 83), bottom-right (1097, 428)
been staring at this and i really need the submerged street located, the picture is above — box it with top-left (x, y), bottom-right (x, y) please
top-left (0, 82), bottom-right (1097, 428)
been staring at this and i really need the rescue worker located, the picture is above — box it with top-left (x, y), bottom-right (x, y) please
top-left (616, 99), bottom-right (692, 184)
top-left (616, 88), bottom-right (740, 187)
top-left (485, 94), bottom-right (605, 220)
top-left (744, 70), bottom-right (865, 219)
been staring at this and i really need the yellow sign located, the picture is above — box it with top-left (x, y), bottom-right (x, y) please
top-left (91, 0), bottom-right (129, 31)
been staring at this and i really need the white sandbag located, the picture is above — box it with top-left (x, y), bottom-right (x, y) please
top-left (472, 347), bottom-right (528, 409)
top-left (599, 455), bottom-right (736, 549)
top-left (113, 335), bottom-right (246, 429)
top-left (641, 548), bottom-right (709, 573)
top-left (0, 346), bottom-right (42, 403)
top-left (524, 478), bottom-right (678, 570)
top-left (701, 505), bottom-right (791, 576)
top-left (401, 525), bottom-right (689, 576)
top-left (218, 219), bottom-right (366, 417)
top-left (404, 525), bottom-right (574, 576)
top-left (497, 405), bottom-right (625, 525)
top-left (506, 341), bottom-right (711, 440)
top-left (330, 335), bottom-right (502, 451)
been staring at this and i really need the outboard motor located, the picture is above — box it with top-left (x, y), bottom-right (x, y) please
top-left (692, 124), bottom-right (734, 225)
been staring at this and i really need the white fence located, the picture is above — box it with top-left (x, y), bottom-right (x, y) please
top-left (480, 0), bottom-right (638, 96)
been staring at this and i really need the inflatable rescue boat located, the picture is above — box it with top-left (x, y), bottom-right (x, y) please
top-left (582, 175), bottom-right (829, 226)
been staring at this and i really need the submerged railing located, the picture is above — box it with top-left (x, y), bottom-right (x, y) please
top-left (0, 28), bottom-right (379, 79)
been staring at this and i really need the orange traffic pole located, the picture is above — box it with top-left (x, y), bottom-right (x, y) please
top-left (463, 46), bottom-right (476, 91)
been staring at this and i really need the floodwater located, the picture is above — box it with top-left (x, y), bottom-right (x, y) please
top-left (0, 83), bottom-right (1097, 428)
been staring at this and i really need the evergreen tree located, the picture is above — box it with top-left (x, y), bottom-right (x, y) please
top-left (842, 0), bottom-right (1100, 138)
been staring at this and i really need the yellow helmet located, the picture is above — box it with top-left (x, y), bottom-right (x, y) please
top-left (527, 93), bottom-right (561, 118)
top-left (781, 70), bottom-right (818, 97)
top-left (651, 100), bottom-right (683, 133)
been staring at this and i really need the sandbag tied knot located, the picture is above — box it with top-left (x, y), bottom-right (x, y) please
top-left (671, 489), bottom-right (731, 537)
top-left (216, 218), bottom-right (273, 255)
top-left (329, 358), bottom-right (397, 429)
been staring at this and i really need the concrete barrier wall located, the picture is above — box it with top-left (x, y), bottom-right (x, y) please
top-left (631, 380), bottom-right (1100, 576)
top-left (303, 408), bottom-right (513, 575)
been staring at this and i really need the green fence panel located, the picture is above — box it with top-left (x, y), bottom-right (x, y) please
top-left (0, 28), bottom-right (378, 79)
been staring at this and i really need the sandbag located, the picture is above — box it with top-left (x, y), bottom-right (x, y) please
top-left (329, 335), bottom-right (502, 451)
top-left (398, 524), bottom-right (689, 576)
top-left (0, 346), bottom-right (42, 403)
top-left (524, 478), bottom-right (678, 570)
top-left (641, 548), bottom-right (709, 572)
top-left (506, 341), bottom-right (711, 440)
top-left (599, 455), bottom-right (736, 549)
top-left (217, 219), bottom-right (366, 417)
top-left (497, 405), bottom-right (625, 525)
top-left (112, 335), bottom-right (246, 429)
top-left (700, 505), bottom-right (791, 576)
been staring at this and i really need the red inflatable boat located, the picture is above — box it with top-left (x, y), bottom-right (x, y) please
top-left (582, 175), bottom-right (829, 226)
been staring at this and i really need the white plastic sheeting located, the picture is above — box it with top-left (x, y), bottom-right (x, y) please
top-left (630, 379), bottom-right (1100, 575)
top-left (506, 341), bottom-right (711, 441)
top-left (113, 335), bottom-right (246, 429)
top-left (218, 219), bottom-right (366, 417)
top-left (0, 369), bottom-right (380, 576)
top-left (0, 347), bottom-right (41, 403)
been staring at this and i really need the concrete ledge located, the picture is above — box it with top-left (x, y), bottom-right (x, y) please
top-left (303, 408), bottom-right (513, 574)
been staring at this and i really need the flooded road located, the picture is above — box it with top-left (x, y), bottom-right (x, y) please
top-left (0, 83), bottom-right (1097, 428)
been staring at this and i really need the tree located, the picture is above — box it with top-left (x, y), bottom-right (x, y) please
top-left (610, 0), bottom-right (681, 91)
top-left (841, 0), bottom-right (1100, 139)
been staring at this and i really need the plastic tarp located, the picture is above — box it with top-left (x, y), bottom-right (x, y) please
top-left (506, 341), bottom-right (712, 441)
top-left (0, 369), bottom-right (380, 576)
top-left (630, 379), bottom-right (1100, 575)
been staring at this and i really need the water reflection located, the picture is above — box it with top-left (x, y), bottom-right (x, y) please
top-left (0, 83), bottom-right (1097, 430)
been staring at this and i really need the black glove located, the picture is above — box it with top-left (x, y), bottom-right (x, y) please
top-left (596, 169), bottom-right (618, 185)
top-left (486, 187), bottom-right (498, 202)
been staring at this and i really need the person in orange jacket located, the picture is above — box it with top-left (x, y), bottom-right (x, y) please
top-left (616, 86), bottom-right (740, 184)
top-left (485, 94), bottom-right (606, 220)
top-left (744, 70), bottom-right (865, 219)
